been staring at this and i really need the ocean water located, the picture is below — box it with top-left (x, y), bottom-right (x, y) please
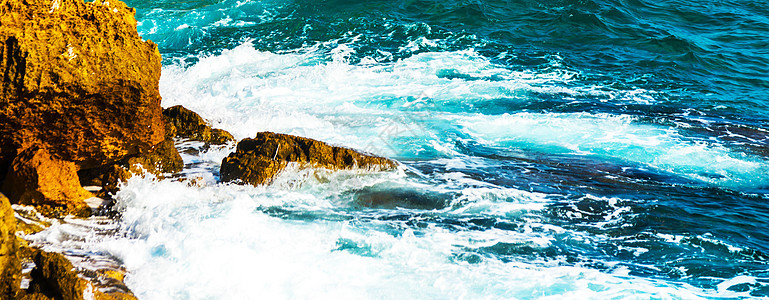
top-left (24, 0), bottom-right (769, 298)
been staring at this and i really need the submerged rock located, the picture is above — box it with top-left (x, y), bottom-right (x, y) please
top-left (0, 0), bottom-right (165, 176)
top-left (2, 148), bottom-right (92, 217)
top-left (163, 105), bottom-right (234, 145)
top-left (350, 188), bottom-right (452, 210)
top-left (221, 132), bottom-right (397, 185)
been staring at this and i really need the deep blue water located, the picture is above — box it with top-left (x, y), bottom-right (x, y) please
top-left (91, 0), bottom-right (769, 297)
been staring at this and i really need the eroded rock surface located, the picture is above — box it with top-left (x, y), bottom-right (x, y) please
top-left (0, 0), bottom-right (165, 177)
top-left (221, 132), bottom-right (397, 185)
top-left (79, 105), bottom-right (231, 197)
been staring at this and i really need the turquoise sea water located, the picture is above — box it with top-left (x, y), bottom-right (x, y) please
top-left (31, 0), bottom-right (769, 298)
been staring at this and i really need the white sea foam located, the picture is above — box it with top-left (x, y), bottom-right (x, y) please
top-left (57, 175), bottom-right (716, 299)
top-left (158, 42), bottom-right (659, 159)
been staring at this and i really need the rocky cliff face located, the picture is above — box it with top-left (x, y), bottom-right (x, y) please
top-left (0, 193), bottom-right (19, 299)
top-left (0, 0), bottom-right (170, 297)
top-left (0, 0), bottom-right (165, 177)
top-left (221, 132), bottom-right (397, 186)
top-left (0, 0), bottom-right (171, 215)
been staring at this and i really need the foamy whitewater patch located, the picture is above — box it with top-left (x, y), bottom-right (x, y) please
top-left (458, 112), bottom-right (769, 189)
top-left (64, 175), bottom-right (720, 299)
top-left (158, 42), bottom-right (658, 159)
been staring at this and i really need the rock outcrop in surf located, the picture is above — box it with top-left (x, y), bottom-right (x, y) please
top-left (163, 105), bottom-right (235, 146)
top-left (2, 192), bottom-right (140, 299)
top-left (78, 136), bottom-right (184, 197)
top-left (221, 132), bottom-right (397, 186)
top-left (21, 246), bottom-right (138, 300)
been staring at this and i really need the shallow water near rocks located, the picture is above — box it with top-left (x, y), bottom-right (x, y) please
top-left (26, 0), bottom-right (769, 298)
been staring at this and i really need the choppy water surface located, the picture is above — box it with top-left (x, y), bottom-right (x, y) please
top-left (29, 0), bottom-right (769, 298)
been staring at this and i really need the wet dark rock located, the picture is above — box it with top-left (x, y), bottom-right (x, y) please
top-left (350, 188), bottom-right (451, 210)
top-left (124, 138), bottom-right (184, 176)
top-left (26, 249), bottom-right (85, 300)
top-left (221, 132), bottom-right (397, 185)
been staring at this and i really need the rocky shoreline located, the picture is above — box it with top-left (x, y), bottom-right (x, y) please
top-left (0, 0), bottom-right (395, 298)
